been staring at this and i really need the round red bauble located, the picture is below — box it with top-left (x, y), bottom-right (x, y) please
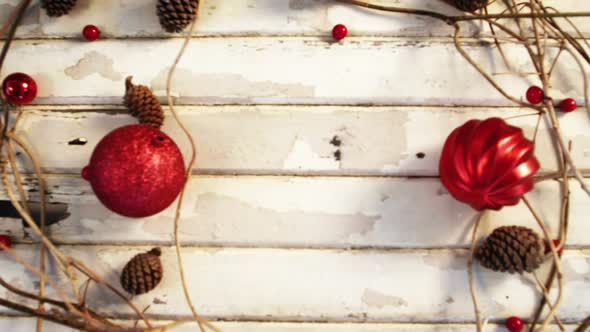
top-left (332, 24), bottom-right (348, 41)
top-left (526, 86), bottom-right (544, 104)
top-left (506, 316), bottom-right (524, 332)
top-left (559, 98), bottom-right (577, 113)
top-left (2, 72), bottom-right (37, 105)
top-left (82, 125), bottom-right (186, 218)
top-left (439, 118), bottom-right (540, 211)
top-left (83, 25), bottom-right (101, 41)
top-left (0, 235), bottom-right (11, 250)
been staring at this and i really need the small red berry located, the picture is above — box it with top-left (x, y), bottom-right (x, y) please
top-left (526, 86), bottom-right (544, 104)
top-left (506, 316), bottom-right (524, 332)
top-left (83, 25), bottom-right (101, 41)
top-left (545, 239), bottom-right (564, 255)
top-left (0, 235), bottom-right (11, 250)
top-left (332, 24), bottom-right (348, 41)
top-left (560, 98), bottom-right (577, 113)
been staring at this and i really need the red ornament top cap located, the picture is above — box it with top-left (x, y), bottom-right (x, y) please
top-left (439, 117), bottom-right (540, 211)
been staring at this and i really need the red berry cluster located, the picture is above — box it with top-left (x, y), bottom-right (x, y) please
top-left (525, 86), bottom-right (577, 112)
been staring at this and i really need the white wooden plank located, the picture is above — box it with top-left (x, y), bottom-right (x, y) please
top-left (0, 318), bottom-right (577, 332)
top-left (1, 39), bottom-right (582, 106)
top-left (11, 106), bottom-right (590, 175)
top-left (1, 175), bottom-right (589, 248)
top-left (2, 0), bottom-right (589, 38)
top-left (0, 246), bottom-right (588, 321)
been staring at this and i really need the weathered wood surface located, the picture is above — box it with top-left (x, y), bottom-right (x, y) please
top-left (1, 0), bottom-right (589, 38)
top-left (1, 39), bottom-right (584, 106)
top-left (0, 246), bottom-right (589, 321)
top-left (1, 0), bottom-right (589, 330)
top-left (1, 176), bottom-right (589, 248)
top-left (10, 106), bottom-right (590, 175)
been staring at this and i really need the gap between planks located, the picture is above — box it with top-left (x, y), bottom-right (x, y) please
top-left (0, 315), bottom-right (584, 326)
top-left (4, 35), bottom-right (589, 43)
top-left (5, 244), bottom-right (590, 255)
top-left (5, 171), bottom-right (590, 179)
top-left (4, 241), bottom-right (590, 251)
top-left (0, 314), bottom-right (583, 325)
top-left (15, 104), bottom-right (538, 110)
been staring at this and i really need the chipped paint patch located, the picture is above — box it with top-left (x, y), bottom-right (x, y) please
top-left (151, 68), bottom-right (315, 100)
top-left (422, 252), bottom-right (467, 271)
top-left (64, 51), bottom-right (123, 81)
top-left (361, 288), bottom-right (408, 309)
top-left (2, 2), bottom-right (42, 32)
top-left (283, 137), bottom-right (340, 170)
top-left (289, 0), bottom-right (307, 10)
top-left (340, 111), bottom-right (409, 170)
top-left (567, 256), bottom-right (590, 274)
top-left (153, 297), bottom-right (167, 305)
top-left (143, 193), bottom-right (381, 245)
top-left (562, 255), bottom-right (590, 283)
top-left (286, 0), bottom-right (329, 31)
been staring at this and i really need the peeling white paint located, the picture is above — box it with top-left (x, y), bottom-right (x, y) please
top-left (361, 289), bottom-right (408, 309)
top-left (283, 137), bottom-right (340, 170)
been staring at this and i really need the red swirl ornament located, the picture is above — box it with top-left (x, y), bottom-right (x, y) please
top-left (82, 125), bottom-right (186, 218)
top-left (439, 117), bottom-right (540, 211)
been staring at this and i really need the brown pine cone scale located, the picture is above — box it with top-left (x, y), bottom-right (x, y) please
top-left (475, 226), bottom-right (545, 274)
top-left (157, 0), bottom-right (200, 33)
top-left (41, 0), bottom-right (78, 17)
top-left (121, 248), bottom-right (163, 295)
top-left (454, 0), bottom-right (488, 12)
top-left (124, 76), bottom-right (164, 129)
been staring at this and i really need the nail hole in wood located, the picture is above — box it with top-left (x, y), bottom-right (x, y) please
top-left (334, 150), bottom-right (342, 161)
top-left (68, 138), bottom-right (88, 146)
top-left (416, 152), bottom-right (426, 159)
top-left (330, 136), bottom-right (342, 147)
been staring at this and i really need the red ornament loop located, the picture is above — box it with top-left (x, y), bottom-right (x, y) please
top-left (439, 118), bottom-right (540, 211)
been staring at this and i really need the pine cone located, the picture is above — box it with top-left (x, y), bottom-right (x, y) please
top-left (121, 248), bottom-right (163, 295)
top-left (124, 76), bottom-right (164, 129)
top-left (476, 226), bottom-right (545, 274)
top-left (157, 0), bottom-right (200, 33)
top-left (41, 0), bottom-right (77, 17)
top-left (454, 0), bottom-right (488, 12)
